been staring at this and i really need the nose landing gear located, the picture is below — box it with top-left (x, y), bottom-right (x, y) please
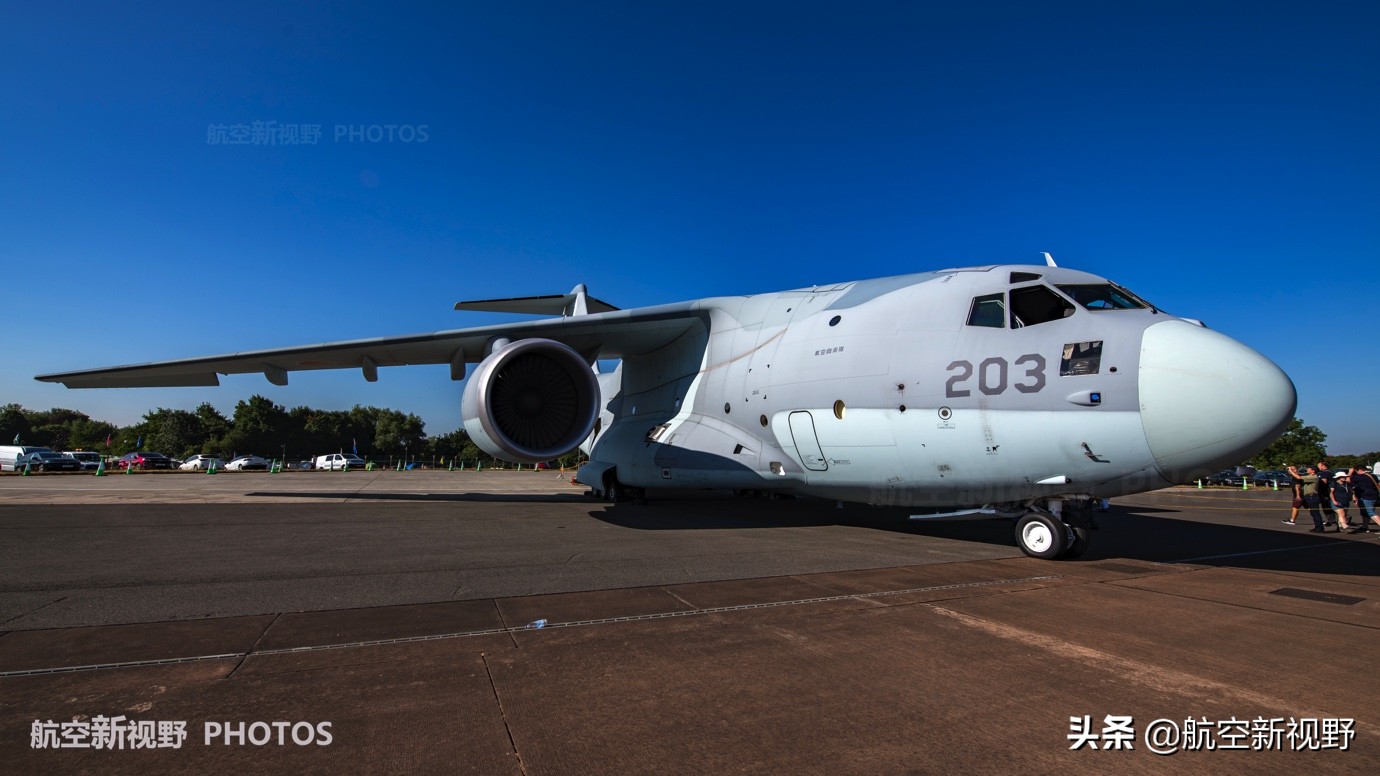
top-left (1014, 498), bottom-right (1095, 560)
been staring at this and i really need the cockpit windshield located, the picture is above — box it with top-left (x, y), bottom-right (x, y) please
top-left (1056, 283), bottom-right (1151, 311)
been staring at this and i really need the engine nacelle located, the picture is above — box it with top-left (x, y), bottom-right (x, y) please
top-left (461, 338), bottom-right (601, 463)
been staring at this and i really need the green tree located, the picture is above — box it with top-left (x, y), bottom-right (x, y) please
top-left (302, 409), bottom-right (356, 457)
top-left (0, 407), bottom-right (119, 452)
top-left (374, 409), bottom-right (426, 457)
top-left (65, 416), bottom-right (119, 452)
top-left (196, 403), bottom-right (232, 451)
top-left (1247, 418), bottom-right (1327, 469)
top-left (23, 407), bottom-right (82, 449)
top-left (426, 428), bottom-right (469, 460)
top-left (283, 406), bottom-right (319, 460)
top-left (0, 404), bottom-right (31, 445)
top-left (347, 405), bottom-right (382, 453)
top-left (142, 408), bottom-right (204, 458)
top-left (426, 427), bottom-right (508, 467)
top-left (1327, 454), bottom-right (1366, 470)
top-left (221, 395), bottom-right (290, 457)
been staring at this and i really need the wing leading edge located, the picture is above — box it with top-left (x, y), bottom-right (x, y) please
top-left (35, 302), bottom-right (705, 389)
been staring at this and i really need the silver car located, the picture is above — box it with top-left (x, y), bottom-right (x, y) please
top-left (179, 455), bottom-right (226, 471)
top-left (223, 455), bottom-right (271, 471)
top-left (63, 451), bottom-right (104, 471)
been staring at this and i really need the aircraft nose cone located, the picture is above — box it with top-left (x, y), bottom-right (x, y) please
top-left (1139, 320), bottom-right (1296, 483)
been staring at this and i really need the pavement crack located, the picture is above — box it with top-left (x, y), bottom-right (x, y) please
top-left (225, 612), bottom-right (282, 679)
top-left (482, 652), bottom-right (527, 775)
top-left (0, 596), bottom-right (68, 627)
top-left (491, 599), bottom-right (519, 649)
top-left (662, 588), bottom-right (698, 611)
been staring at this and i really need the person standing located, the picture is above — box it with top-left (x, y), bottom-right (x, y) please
top-left (1283, 468), bottom-right (1304, 525)
top-left (1286, 466), bottom-right (1327, 532)
top-left (1348, 465), bottom-right (1380, 534)
top-left (1330, 471), bottom-right (1352, 531)
top-left (1315, 461), bottom-right (1336, 526)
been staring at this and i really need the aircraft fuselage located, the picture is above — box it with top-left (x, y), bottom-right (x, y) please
top-left (583, 265), bottom-right (1295, 510)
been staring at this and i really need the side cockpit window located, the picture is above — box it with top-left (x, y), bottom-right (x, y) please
top-left (1056, 283), bottom-right (1150, 311)
top-left (966, 293), bottom-right (1006, 328)
top-left (1010, 285), bottom-right (1075, 328)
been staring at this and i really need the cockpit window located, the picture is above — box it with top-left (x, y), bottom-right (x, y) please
top-left (1010, 285), bottom-right (1075, 328)
top-left (1056, 283), bottom-right (1150, 311)
top-left (966, 293), bottom-right (1006, 328)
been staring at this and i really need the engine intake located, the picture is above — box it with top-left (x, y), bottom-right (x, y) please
top-left (461, 339), bottom-right (600, 463)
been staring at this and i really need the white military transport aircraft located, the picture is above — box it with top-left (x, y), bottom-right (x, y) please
top-left (37, 257), bottom-right (1295, 559)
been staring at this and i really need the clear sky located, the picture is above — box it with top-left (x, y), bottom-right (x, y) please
top-left (3, 1), bottom-right (1377, 453)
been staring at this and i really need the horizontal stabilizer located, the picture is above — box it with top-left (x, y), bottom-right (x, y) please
top-left (455, 283), bottom-right (618, 317)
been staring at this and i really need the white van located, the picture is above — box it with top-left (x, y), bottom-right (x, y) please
top-left (0, 445), bottom-right (54, 472)
top-left (313, 453), bottom-right (367, 471)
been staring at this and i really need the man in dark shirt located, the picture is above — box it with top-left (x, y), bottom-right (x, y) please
top-left (1315, 461), bottom-right (1335, 525)
top-left (1348, 465), bottom-right (1380, 534)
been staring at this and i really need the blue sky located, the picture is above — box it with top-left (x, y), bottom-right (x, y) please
top-left (3, 1), bottom-right (1377, 453)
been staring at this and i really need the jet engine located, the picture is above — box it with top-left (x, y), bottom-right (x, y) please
top-left (460, 338), bottom-right (601, 463)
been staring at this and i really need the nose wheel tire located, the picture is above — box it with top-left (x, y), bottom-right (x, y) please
top-left (1015, 512), bottom-right (1069, 559)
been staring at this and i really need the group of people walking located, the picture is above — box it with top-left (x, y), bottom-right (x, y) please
top-left (1283, 461), bottom-right (1380, 534)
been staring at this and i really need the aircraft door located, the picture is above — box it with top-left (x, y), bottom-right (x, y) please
top-left (788, 411), bottom-right (828, 471)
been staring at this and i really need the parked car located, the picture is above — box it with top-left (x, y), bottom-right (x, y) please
top-left (179, 455), bottom-right (226, 471)
top-left (1252, 470), bottom-right (1292, 488)
top-left (286, 460), bottom-right (315, 471)
top-left (63, 451), bottom-right (104, 471)
top-left (223, 455), bottom-right (271, 471)
top-left (0, 445), bottom-right (53, 472)
top-left (313, 453), bottom-right (366, 471)
top-left (17, 451), bottom-right (83, 472)
top-left (1202, 469), bottom-right (1245, 486)
top-left (117, 452), bottom-right (177, 470)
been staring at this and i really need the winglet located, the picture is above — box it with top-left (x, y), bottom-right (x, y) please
top-left (454, 284), bottom-right (619, 317)
top-left (569, 283), bottom-right (591, 316)
top-left (1042, 252), bottom-right (1057, 267)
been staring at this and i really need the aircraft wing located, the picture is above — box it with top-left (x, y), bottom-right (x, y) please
top-left (35, 302), bottom-right (705, 389)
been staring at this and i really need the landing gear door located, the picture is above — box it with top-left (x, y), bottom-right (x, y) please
top-left (788, 411), bottom-right (828, 472)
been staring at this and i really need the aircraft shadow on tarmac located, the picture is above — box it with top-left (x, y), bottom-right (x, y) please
top-left (243, 489), bottom-right (1376, 576)
top-left (1099, 508), bottom-right (1379, 576)
top-left (591, 500), bottom-right (1379, 577)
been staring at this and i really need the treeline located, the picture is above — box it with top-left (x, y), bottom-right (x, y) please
top-left (0, 397), bottom-right (574, 467)
top-left (1245, 417), bottom-right (1379, 471)
top-left (4, 401), bottom-right (1374, 472)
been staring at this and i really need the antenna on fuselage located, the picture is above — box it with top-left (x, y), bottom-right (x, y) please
top-left (1042, 252), bottom-right (1057, 267)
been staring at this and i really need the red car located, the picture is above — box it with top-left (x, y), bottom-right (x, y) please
top-left (117, 452), bottom-right (176, 470)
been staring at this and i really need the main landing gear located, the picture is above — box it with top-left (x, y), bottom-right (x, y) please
top-left (1014, 498), bottom-right (1094, 560)
top-left (596, 471), bottom-right (648, 505)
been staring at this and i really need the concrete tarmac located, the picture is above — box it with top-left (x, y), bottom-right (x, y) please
top-left (1, 470), bottom-right (1376, 773)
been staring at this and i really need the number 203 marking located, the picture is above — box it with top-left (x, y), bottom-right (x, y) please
top-left (945, 354), bottom-right (1046, 397)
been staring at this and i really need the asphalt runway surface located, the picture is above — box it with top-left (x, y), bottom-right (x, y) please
top-left (1, 470), bottom-right (1377, 773)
